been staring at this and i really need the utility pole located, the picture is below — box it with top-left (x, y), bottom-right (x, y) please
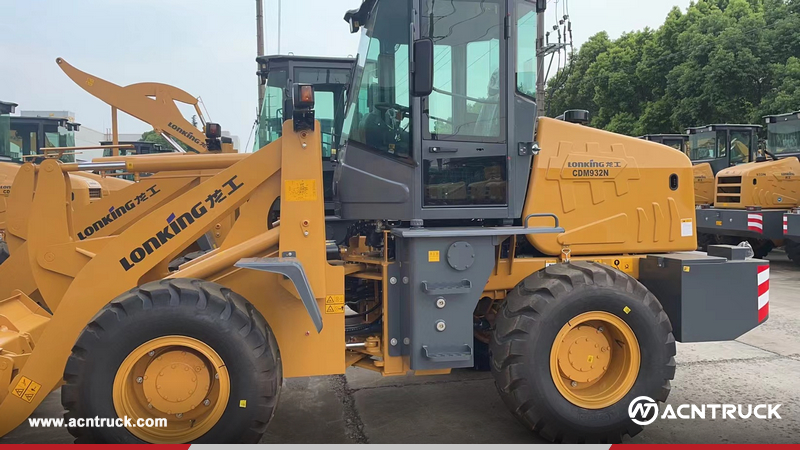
top-left (535, 3), bottom-right (546, 117)
top-left (535, 0), bottom-right (568, 117)
top-left (256, 0), bottom-right (265, 114)
top-left (277, 0), bottom-right (282, 54)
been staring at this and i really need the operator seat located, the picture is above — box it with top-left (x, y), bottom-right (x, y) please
top-left (474, 69), bottom-right (501, 136)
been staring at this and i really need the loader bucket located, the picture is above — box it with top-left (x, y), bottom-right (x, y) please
top-left (0, 290), bottom-right (50, 403)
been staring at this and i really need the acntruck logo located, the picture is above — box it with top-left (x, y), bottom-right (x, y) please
top-left (628, 396), bottom-right (782, 425)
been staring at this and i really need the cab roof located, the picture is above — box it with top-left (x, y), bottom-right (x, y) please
top-left (764, 111), bottom-right (800, 124)
top-left (686, 124), bottom-right (762, 134)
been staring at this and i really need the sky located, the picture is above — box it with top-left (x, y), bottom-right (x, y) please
top-left (0, 0), bottom-right (692, 151)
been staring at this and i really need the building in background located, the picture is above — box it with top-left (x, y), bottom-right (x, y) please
top-left (222, 131), bottom-right (240, 151)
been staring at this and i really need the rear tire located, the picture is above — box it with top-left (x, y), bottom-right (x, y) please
top-left (748, 239), bottom-right (774, 259)
top-left (786, 240), bottom-right (800, 265)
top-left (696, 232), bottom-right (718, 251)
top-left (62, 278), bottom-right (281, 443)
top-left (490, 262), bottom-right (676, 443)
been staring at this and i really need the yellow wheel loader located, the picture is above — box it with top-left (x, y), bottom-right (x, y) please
top-left (640, 134), bottom-right (689, 153)
top-left (1, 55), bottom-right (356, 298)
top-left (0, 104), bottom-right (133, 267)
top-left (0, 0), bottom-right (770, 444)
top-left (686, 124), bottom-right (761, 206)
top-left (697, 110), bottom-right (800, 260)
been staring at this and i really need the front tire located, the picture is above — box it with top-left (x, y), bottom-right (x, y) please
top-left (62, 278), bottom-right (281, 443)
top-left (490, 262), bottom-right (675, 443)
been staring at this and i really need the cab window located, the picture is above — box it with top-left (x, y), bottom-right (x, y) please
top-left (729, 130), bottom-right (752, 164)
top-left (421, 0), bottom-right (505, 142)
top-left (343, 1), bottom-right (412, 159)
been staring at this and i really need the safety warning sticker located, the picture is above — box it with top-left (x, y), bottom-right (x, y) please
top-left (325, 295), bottom-right (345, 305)
top-left (285, 179), bottom-right (317, 202)
top-left (12, 376), bottom-right (42, 403)
top-left (325, 304), bottom-right (345, 314)
top-left (681, 218), bottom-right (693, 237)
top-left (428, 251), bottom-right (440, 262)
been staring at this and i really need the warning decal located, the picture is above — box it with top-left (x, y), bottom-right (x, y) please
top-left (325, 295), bottom-right (345, 305)
top-left (285, 179), bottom-right (317, 202)
top-left (12, 376), bottom-right (42, 403)
top-left (681, 218), bottom-right (693, 237)
top-left (325, 304), bottom-right (345, 314)
top-left (428, 251), bottom-right (440, 262)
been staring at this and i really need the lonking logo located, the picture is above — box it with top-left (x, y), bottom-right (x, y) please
top-left (168, 122), bottom-right (205, 148)
top-left (119, 202), bottom-right (208, 271)
top-left (77, 185), bottom-right (160, 240)
top-left (118, 175), bottom-right (243, 271)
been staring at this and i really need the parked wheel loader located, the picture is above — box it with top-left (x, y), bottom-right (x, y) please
top-left (0, 104), bottom-right (133, 266)
top-left (640, 133), bottom-right (689, 153)
top-left (686, 124), bottom-right (761, 205)
top-left (0, 0), bottom-right (770, 444)
top-left (0, 56), bottom-right (242, 272)
top-left (56, 58), bottom-right (235, 155)
top-left (696, 111), bottom-right (800, 258)
top-left (255, 54), bottom-right (355, 240)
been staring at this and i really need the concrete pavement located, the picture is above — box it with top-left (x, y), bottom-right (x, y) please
top-left (3, 253), bottom-right (799, 444)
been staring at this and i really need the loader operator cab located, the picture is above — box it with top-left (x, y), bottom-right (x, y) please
top-left (764, 111), bottom-right (800, 159)
top-left (336, 0), bottom-right (539, 222)
top-left (256, 55), bottom-right (354, 209)
top-left (685, 124), bottom-right (760, 173)
top-left (0, 114), bottom-right (80, 164)
top-left (640, 134), bottom-right (688, 153)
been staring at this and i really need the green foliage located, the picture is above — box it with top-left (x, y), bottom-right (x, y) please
top-left (546, 0), bottom-right (800, 135)
top-left (141, 130), bottom-right (188, 151)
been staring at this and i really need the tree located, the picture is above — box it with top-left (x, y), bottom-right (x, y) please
top-left (545, 0), bottom-right (800, 135)
top-left (141, 130), bottom-right (188, 152)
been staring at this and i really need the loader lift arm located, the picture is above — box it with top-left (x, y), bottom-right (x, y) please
top-left (56, 57), bottom-right (225, 154)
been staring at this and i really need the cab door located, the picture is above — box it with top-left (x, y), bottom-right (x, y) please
top-left (417, 0), bottom-right (511, 220)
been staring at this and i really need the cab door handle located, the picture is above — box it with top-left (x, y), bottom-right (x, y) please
top-left (429, 147), bottom-right (458, 153)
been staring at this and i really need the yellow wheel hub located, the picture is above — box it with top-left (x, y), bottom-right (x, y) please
top-left (113, 336), bottom-right (230, 443)
top-left (550, 311), bottom-right (640, 409)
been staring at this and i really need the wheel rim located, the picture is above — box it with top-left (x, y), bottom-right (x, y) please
top-left (113, 336), bottom-right (230, 443)
top-left (549, 311), bottom-right (640, 409)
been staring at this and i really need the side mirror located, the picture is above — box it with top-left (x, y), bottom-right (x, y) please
top-left (411, 38), bottom-right (434, 97)
top-left (536, 0), bottom-right (547, 13)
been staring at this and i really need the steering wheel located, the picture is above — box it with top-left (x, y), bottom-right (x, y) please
top-left (374, 103), bottom-right (410, 120)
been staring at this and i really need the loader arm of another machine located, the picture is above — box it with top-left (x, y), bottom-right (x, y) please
top-left (0, 119), bottom-right (342, 435)
top-left (56, 58), bottom-right (211, 153)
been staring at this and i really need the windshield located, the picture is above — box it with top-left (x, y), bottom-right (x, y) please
top-left (342, 0), bottom-right (412, 159)
top-left (255, 69), bottom-right (287, 152)
top-left (689, 132), bottom-right (717, 161)
top-left (662, 138), bottom-right (685, 152)
top-left (729, 130), bottom-right (752, 164)
top-left (44, 126), bottom-right (76, 163)
top-left (768, 121), bottom-right (800, 155)
top-left (295, 67), bottom-right (351, 158)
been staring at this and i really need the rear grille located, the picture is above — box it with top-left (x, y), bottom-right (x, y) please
top-left (715, 176), bottom-right (742, 204)
top-left (89, 188), bottom-right (102, 199)
top-left (718, 176), bottom-right (742, 185)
